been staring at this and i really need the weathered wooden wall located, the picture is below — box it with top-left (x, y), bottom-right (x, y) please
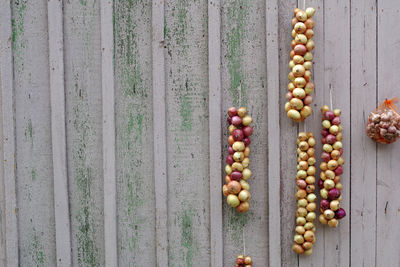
top-left (0, 0), bottom-right (399, 266)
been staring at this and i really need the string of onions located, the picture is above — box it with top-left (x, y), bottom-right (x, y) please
top-left (236, 254), bottom-right (253, 267)
top-left (285, 7), bottom-right (316, 122)
top-left (223, 107), bottom-right (253, 213)
top-left (318, 106), bottom-right (346, 227)
top-left (293, 132), bottom-right (317, 256)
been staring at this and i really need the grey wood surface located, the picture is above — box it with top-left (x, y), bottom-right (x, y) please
top-left (0, 0), bottom-right (399, 266)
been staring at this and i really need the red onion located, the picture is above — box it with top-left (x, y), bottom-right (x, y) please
top-left (335, 208), bottom-right (346, 219)
top-left (226, 155), bottom-right (234, 165)
top-left (332, 116), bottom-right (341, 125)
top-left (227, 117), bottom-right (232, 124)
top-left (228, 146), bottom-right (234, 155)
top-left (232, 129), bottom-right (244, 141)
top-left (320, 199), bottom-right (330, 210)
top-left (243, 126), bottom-right (253, 137)
top-left (228, 107), bottom-right (237, 117)
top-left (328, 188), bottom-right (341, 200)
top-left (321, 129), bottom-right (329, 137)
top-left (318, 179), bottom-right (324, 189)
top-left (243, 137), bottom-right (251, 146)
top-left (231, 116), bottom-right (242, 126)
top-left (231, 171), bottom-right (242, 181)
top-left (321, 152), bottom-right (331, 162)
top-left (334, 166), bottom-right (343, 175)
top-left (326, 134), bottom-right (336, 145)
top-left (324, 111), bottom-right (335, 120)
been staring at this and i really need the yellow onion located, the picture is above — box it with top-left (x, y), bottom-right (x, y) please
top-left (242, 168), bottom-right (252, 180)
top-left (323, 209), bottom-right (335, 220)
top-left (232, 162), bottom-right (244, 172)
top-left (288, 82), bottom-right (296, 91)
top-left (225, 165), bottom-right (232, 175)
top-left (293, 244), bottom-right (304, 254)
top-left (296, 225), bottom-right (305, 234)
top-left (304, 82), bottom-right (314, 94)
top-left (302, 242), bottom-right (313, 250)
top-left (294, 77), bottom-right (307, 88)
top-left (237, 107), bottom-right (247, 117)
top-left (296, 11), bottom-right (308, 22)
top-left (227, 194), bottom-right (240, 208)
top-left (319, 214), bottom-right (328, 224)
top-left (242, 115), bottom-right (252, 126)
top-left (240, 180), bottom-right (250, 191)
top-left (305, 29), bottom-right (314, 39)
top-left (304, 70), bottom-right (312, 81)
top-left (232, 141), bottom-right (245, 152)
top-left (304, 18), bottom-right (314, 29)
top-left (305, 176), bottom-right (315, 185)
top-left (303, 61), bottom-right (312, 70)
top-left (242, 158), bottom-right (250, 168)
top-left (293, 55), bottom-right (304, 64)
top-left (328, 218), bottom-right (339, 228)
top-left (227, 181), bottom-right (241, 194)
top-left (304, 222), bottom-right (314, 230)
top-left (305, 7), bottom-right (315, 17)
top-left (304, 51), bottom-right (313, 61)
top-left (293, 88), bottom-right (306, 99)
top-left (238, 189), bottom-right (251, 201)
top-left (244, 256), bottom-right (252, 265)
top-left (301, 106), bottom-right (312, 118)
top-left (294, 22), bottom-right (307, 33)
top-left (222, 185), bottom-right (229, 196)
top-left (285, 102), bottom-right (291, 112)
top-left (292, 64), bottom-right (306, 77)
top-left (295, 34), bottom-right (308, 45)
top-left (236, 201), bottom-right (249, 213)
top-left (290, 98), bottom-right (304, 110)
top-left (304, 230), bottom-right (315, 242)
top-left (304, 248), bottom-right (313, 256)
top-left (294, 234), bottom-right (305, 245)
top-left (306, 212), bottom-right (316, 221)
top-left (297, 216), bottom-right (306, 226)
top-left (287, 109), bottom-right (301, 120)
top-left (244, 147), bottom-right (250, 157)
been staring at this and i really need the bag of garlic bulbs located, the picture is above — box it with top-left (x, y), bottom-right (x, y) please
top-left (366, 98), bottom-right (400, 144)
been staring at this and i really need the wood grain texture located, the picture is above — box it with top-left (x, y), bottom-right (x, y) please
top-left (165, 0), bottom-right (210, 265)
top-left (48, 0), bottom-right (72, 265)
top-left (114, 0), bottom-right (156, 266)
top-left (11, 0), bottom-right (57, 265)
top-left (266, 0), bottom-right (281, 266)
top-left (377, 1), bottom-right (400, 266)
top-left (221, 0), bottom-right (269, 265)
top-left (350, 0), bottom-right (377, 266)
top-left (152, 0), bottom-right (169, 266)
top-left (323, 1), bottom-right (351, 266)
top-left (278, 1), bottom-right (299, 266)
top-left (208, 0), bottom-right (223, 266)
top-left (63, 0), bottom-right (105, 265)
top-left (0, 0), bottom-right (19, 265)
top-left (100, 0), bottom-right (117, 265)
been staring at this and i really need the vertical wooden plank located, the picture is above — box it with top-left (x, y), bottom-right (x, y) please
top-left (376, 1), bottom-right (400, 266)
top-left (114, 0), bottom-right (156, 265)
top-left (152, 0), bottom-right (168, 266)
top-left (0, 79), bottom-right (5, 265)
top-left (48, 0), bottom-right (72, 265)
top-left (221, 0), bottom-right (269, 265)
top-left (298, 0), bottom-right (325, 266)
top-left (164, 0), bottom-right (210, 265)
top-left (350, 0), bottom-right (377, 266)
top-left (100, 0), bottom-right (117, 265)
top-left (63, 0), bottom-right (105, 265)
top-left (208, 0), bottom-right (223, 266)
top-left (323, 1), bottom-right (351, 266)
top-left (0, 0), bottom-right (19, 265)
top-left (266, 0), bottom-right (281, 266)
top-left (277, 1), bottom-right (298, 266)
top-left (11, 0), bottom-right (57, 265)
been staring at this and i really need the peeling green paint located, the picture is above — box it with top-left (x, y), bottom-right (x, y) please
top-left (29, 228), bottom-right (46, 267)
top-left (25, 118), bottom-right (33, 142)
top-left (226, 0), bottom-right (248, 106)
top-left (31, 168), bottom-right (37, 181)
top-left (226, 207), bottom-right (249, 244)
top-left (114, 0), bottom-right (153, 262)
top-left (179, 93), bottom-right (193, 132)
top-left (180, 209), bottom-right (195, 267)
top-left (72, 72), bottom-right (100, 267)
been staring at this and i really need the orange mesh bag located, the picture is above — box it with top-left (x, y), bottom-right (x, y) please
top-left (366, 98), bottom-right (400, 144)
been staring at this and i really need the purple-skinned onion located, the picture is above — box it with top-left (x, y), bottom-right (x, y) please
top-left (328, 188), bottom-right (341, 200)
top-left (231, 116), bottom-right (242, 126)
top-left (335, 208), bottom-right (346, 219)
